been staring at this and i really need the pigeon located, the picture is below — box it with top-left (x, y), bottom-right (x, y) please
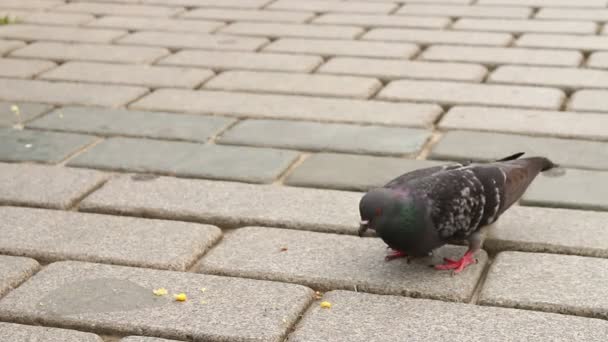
top-left (358, 152), bottom-right (555, 274)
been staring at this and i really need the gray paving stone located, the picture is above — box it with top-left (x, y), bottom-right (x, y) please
top-left (0, 162), bottom-right (107, 209)
top-left (158, 50), bottom-right (322, 72)
top-left (0, 78), bottom-right (149, 107)
top-left (430, 130), bottom-right (608, 170)
top-left (201, 227), bottom-right (488, 302)
top-left (0, 256), bottom-right (39, 298)
top-left (10, 42), bottom-right (170, 64)
top-left (478, 0), bottom-right (607, 7)
top-left (86, 15), bottom-right (224, 33)
top-left (0, 322), bottom-right (103, 342)
top-left (313, 13), bottom-right (450, 29)
top-left (20, 12), bottom-right (95, 26)
top-left (219, 22), bottom-right (363, 40)
top-left (397, 4), bottom-right (533, 18)
top-left (28, 106), bottom-right (234, 142)
top-left (0, 261), bottom-right (314, 342)
top-left (479, 251), bottom-right (608, 319)
top-left (0, 0), bottom-right (62, 10)
top-left (485, 206), bottom-right (608, 258)
top-left (117, 31), bottom-right (268, 51)
top-left (363, 28), bottom-right (513, 46)
top-left (181, 8), bottom-right (314, 23)
top-left (288, 290), bottom-right (608, 342)
top-left (490, 65), bottom-right (608, 90)
top-left (536, 7), bottom-right (608, 21)
top-left (377, 80), bottom-right (564, 110)
top-left (121, 337), bottom-right (179, 342)
top-left (55, 2), bottom-right (184, 17)
top-left (521, 168), bottom-right (608, 211)
top-left (263, 37), bottom-right (419, 59)
top-left (568, 89), bottom-right (608, 112)
top-left (517, 33), bottom-right (608, 51)
top-left (131, 89), bottom-right (441, 127)
top-left (0, 24), bottom-right (126, 44)
top-left (143, 0), bottom-right (272, 8)
top-left (587, 52), bottom-right (608, 69)
top-left (68, 137), bottom-right (299, 184)
top-left (0, 58), bottom-right (55, 78)
top-left (0, 39), bottom-right (25, 55)
top-left (0, 101), bottom-right (52, 127)
top-left (205, 70), bottom-right (381, 99)
top-left (219, 119), bottom-right (430, 156)
top-left (0, 128), bottom-right (95, 163)
top-left (39, 61), bottom-right (214, 89)
top-left (0, 206), bottom-right (222, 271)
top-left (80, 175), bottom-right (361, 234)
top-left (453, 18), bottom-right (597, 34)
top-left (285, 153), bottom-right (443, 191)
top-left (267, 0), bottom-right (397, 14)
top-left (439, 106), bottom-right (608, 141)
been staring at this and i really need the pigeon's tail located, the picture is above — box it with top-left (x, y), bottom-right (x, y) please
top-left (525, 156), bottom-right (556, 172)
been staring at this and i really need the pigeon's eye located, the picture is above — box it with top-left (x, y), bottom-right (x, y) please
top-left (375, 208), bottom-right (382, 216)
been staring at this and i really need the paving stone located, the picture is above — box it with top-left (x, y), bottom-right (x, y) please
top-left (0, 206), bottom-right (222, 271)
top-left (536, 8), bottom-right (608, 21)
top-left (0, 256), bottom-right (39, 298)
top-left (219, 22), bottom-right (363, 39)
top-left (263, 37), bottom-right (419, 59)
top-left (205, 70), bottom-right (381, 99)
top-left (480, 251), bottom-right (608, 319)
top-left (267, 0), bottom-right (397, 14)
top-left (28, 106), bottom-right (234, 142)
top-left (479, 0), bottom-right (607, 6)
top-left (517, 33), bottom-right (608, 51)
top-left (313, 13), bottom-right (451, 29)
top-left (0, 25), bottom-right (126, 44)
top-left (453, 18), bottom-right (597, 34)
top-left (378, 80), bottom-right (564, 110)
top-left (0, 58), bottom-right (55, 78)
top-left (0, 78), bottom-right (148, 107)
top-left (181, 8), bottom-right (314, 23)
top-left (22, 11), bottom-right (94, 26)
top-left (143, 0), bottom-right (272, 8)
top-left (489, 65), bottom-right (608, 90)
top-left (288, 290), bottom-right (608, 342)
top-left (117, 31), bottom-right (268, 51)
top-left (68, 137), bottom-right (299, 184)
top-left (285, 153), bottom-right (443, 191)
top-left (0, 101), bottom-right (52, 127)
top-left (421, 45), bottom-right (583, 67)
top-left (219, 119), bottom-right (430, 156)
top-left (55, 2), bottom-right (184, 17)
top-left (0, 162), bottom-right (107, 209)
top-left (0, 128), bottom-right (96, 163)
top-left (363, 28), bottom-right (513, 46)
top-left (402, 0), bottom-right (474, 3)
top-left (319, 56), bottom-right (487, 82)
top-left (0, 322), bottom-right (102, 342)
top-left (397, 4), bottom-right (532, 18)
top-left (0, 0), bottom-right (62, 10)
top-left (521, 168), bottom-right (608, 211)
top-left (430, 130), bottom-right (608, 170)
top-left (0, 261), bottom-right (314, 342)
top-left (439, 106), bottom-right (608, 141)
top-left (80, 175), bottom-right (361, 234)
top-left (10, 42), bottom-right (169, 64)
top-left (485, 206), bottom-right (608, 258)
top-left (131, 89), bottom-right (442, 127)
top-left (86, 16), bottom-right (224, 33)
top-left (568, 89), bottom-right (608, 112)
top-left (158, 50), bottom-right (322, 72)
top-left (201, 227), bottom-right (488, 302)
top-left (39, 61), bottom-right (213, 89)
top-left (121, 337), bottom-right (179, 342)
top-left (0, 39), bottom-right (24, 55)
top-left (587, 52), bottom-right (608, 69)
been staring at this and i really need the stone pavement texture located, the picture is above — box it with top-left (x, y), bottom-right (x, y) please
top-left (0, 0), bottom-right (608, 341)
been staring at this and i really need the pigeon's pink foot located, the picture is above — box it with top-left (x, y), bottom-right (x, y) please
top-left (385, 250), bottom-right (408, 262)
top-left (434, 250), bottom-right (477, 274)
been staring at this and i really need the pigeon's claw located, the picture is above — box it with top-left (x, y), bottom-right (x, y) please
top-left (385, 250), bottom-right (408, 262)
top-left (434, 250), bottom-right (477, 274)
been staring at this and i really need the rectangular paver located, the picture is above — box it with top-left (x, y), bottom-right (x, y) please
top-left (521, 168), bottom-right (608, 211)
top-left (0, 101), bottom-right (52, 127)
top-left (430, 130), bottom-right (608, 170)
top-left (86, 16), bottom-right (224, 33)
top-left (363, 28), bottom-right (513, 46)
top-left (536, 8), bottom-right (608, 21)
top-left (181, 8), bottom-right (314, 23)
top-left (288, 290), bottom-right (608, 342)
top-left (1, 0), bottom-right (62, 10)
top-left (421, 45), bottom-right (583, 67)
top-left (0, 25), bottom-right (126, 43)
top-left (0, 58), bottom-right (55, 78)
top-left (0, 128), bottom-right (96, 163)
top-left (19, 12), bottom-right (94, 26)
top-left (121, 337), bottom-right (179, 342)
top-left (68, 137), bottom-right (299, 184)
top-left (0, 206), bottom-right (222, 271)
top-left (219, 119), bottom-right (431, 156)
top-left (568, 89), bottom-right (608, 112)
top-left (587, 52), bottom-right (608, 69)
top-left (117, 31), bottom-right (268, 51)
top-left (485, 206), bottom-right (608, 258)
top-left (201, 227), bottom-right (488, 302)
top-left (516, 33), bottom-right (608, 51)
top-left (263, 37), bottom-right (419, 59)
top-left (0, 322), bottom-right (102, 342)
top-left (39, 61), bottom-right (214, 89)
top-left (0, 162), bottom-right (107, 209)
top-left (480, 252), bottom-right (608, 319)
top-left (439, 106), bottom-right (608, 141)
top-left (267, 0), bottom-right (397, 14)
top-left (28, 106), bottom-right (235, 142)
top-left (142, 0), bottom-right (272, 8)
top-left (377, 80), bottom-right (565, 110)
top-left (131, 89), bottom-right (442, 127)
top-left (313, 13), bottom-right (450, 29)
top-left (0, 256), bottom-right (39, 298)
top-left (397, 4), bottom-right (532, 18)
top-left (477, 0), bottom-right (607, 7)
top-left (0, 78), bottom-right (148, 107)
top-left (158, 50), bottom-right (322, 72)
top-left (489, 65), bottom-right (608, 90)
top-left (10, 42), bottom-right (170, 64)
top-left (55, 2), bottom-right (184, 17)
top-left (0, 39), bottom-right (24, 55)
top-left (80, 175), bottom-right (361, 234)
top-left (285, 153), bottom-right (443, 191)
top-left (0, 261), bottom-right (313, 342)
top-left (204, 70), bottom-right (381, 99)
top-left (318, 56), bottom-right (487, 82)
top-left (219, 22), bottom-right (364, 39)
top-left (453, 18), bottom-right (597, 34)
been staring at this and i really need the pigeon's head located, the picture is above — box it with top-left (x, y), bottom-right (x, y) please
top-left (358, 188), bottom-right (423, 237)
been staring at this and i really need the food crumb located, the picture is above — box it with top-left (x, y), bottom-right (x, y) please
top-left (174, 293), bottom-right (187, 302)
top-left (153, 288), bottom-right (168, 296)
top-left (320, 301), bottom-right (331, 309)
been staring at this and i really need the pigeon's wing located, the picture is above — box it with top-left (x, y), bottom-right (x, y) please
top-left (384, 162), bottom-right (466, 190)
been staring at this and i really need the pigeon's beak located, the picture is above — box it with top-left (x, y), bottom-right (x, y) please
top-left (358, 220), bottom-right (369, 237)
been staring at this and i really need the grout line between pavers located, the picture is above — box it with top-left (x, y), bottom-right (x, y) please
top-left (57, 136), bottom-right (105, 166)
top-left (467, 252), bottom-right (494, 305)
top-left (274, 152), bottom-right (311, 185)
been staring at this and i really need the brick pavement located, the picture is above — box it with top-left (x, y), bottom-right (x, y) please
top-left (0, 0), bottom-right (608, 341)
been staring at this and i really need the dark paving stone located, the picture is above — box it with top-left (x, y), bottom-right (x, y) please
top-left (0, 102), bottom-right (52, 127)
top-left (0, 128), bottom-right (96, 163)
